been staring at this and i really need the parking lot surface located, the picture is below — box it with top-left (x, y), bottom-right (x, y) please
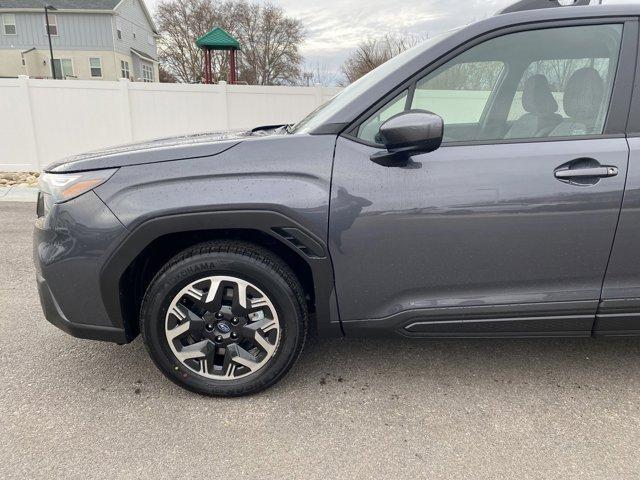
top-left (2, 201), bottom-right (640, 479)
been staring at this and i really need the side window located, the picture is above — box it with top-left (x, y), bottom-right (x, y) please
top-left (508, 56), bottom-right (618, 137)
top-left (357, 91), bottom-right (408, 143)
top-left (142, 64), bottom-right (154, 82)
top-left (53, 58), bottom-right (73, 79)
top-left (412, 61), bottom-right (504, 126)
top-left (121, 60), bottom-right (130, 79)
top-left (356, 24), bottom-right (623, 144)
top-left (45, 14), bottom-right (57, 36)
top-left (2, 14), bottom-right (16, 35)
top-left (89, 57), bottom-right (103, 78)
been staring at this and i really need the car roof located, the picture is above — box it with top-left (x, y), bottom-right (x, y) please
top-left (313, 4), bottom-right (640, 134)
top-left (496, 3), bottom-right (640, 21)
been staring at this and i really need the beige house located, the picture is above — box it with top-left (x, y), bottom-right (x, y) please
top-left (0, 0), bottom-right (159, 82)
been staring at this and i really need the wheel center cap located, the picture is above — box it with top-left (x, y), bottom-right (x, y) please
top-left (217, 321), bottom-right (231, 334)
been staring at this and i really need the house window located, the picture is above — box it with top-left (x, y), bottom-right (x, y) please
top-left (117, 29), bottom-right (122, 40)
top-left (61, 59), bottom-right (73, 77)
top-left (121, 60), bottom-right (130, 79)
top-left (53, 58), bottom-right (73, 78)
top-left (2, 14), bottom-right (16, 35)
top-left (45, 14), bottom-right (57, 36)
top-left (89, 57), bottom-right (102, 77)
top-left (133, 32), bottom-right (136, 39)
top-left (142, 64), bottom-right (153, 82)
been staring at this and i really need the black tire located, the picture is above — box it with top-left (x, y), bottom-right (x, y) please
top-left (140, 240), bottom-right (307, 397)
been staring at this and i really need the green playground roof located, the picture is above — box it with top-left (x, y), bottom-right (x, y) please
top-left (196, 27), bottom-right (240, 50)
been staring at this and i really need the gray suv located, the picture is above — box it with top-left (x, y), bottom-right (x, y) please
top-left (34, 0), bottom-right (640, 396)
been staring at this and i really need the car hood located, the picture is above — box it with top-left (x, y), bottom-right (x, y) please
top-left (46, 131), bottom-right (250, 173)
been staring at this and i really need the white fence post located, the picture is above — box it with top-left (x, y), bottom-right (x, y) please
top-left (118, 78), bottom-right (134, 143)
top-left (218, 81), bottom-right (230, 131)
top-left (17, 75), bottom-right (40, 171)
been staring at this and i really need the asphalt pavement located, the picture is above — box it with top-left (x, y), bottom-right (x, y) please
top-left (2, 201), bottom-right (640, 479)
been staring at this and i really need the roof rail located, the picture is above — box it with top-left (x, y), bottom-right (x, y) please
top-left (497, 0), bottom-right (591, 15)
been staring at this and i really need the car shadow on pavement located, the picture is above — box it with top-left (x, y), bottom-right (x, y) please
top-left (47, 331), bottom-right (640, 400)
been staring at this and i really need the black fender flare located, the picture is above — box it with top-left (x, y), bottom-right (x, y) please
top-left (100, 210), bottom-right (342, 340)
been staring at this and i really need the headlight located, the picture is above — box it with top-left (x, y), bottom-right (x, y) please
top-left (38, 169), bottom-right (117, 203)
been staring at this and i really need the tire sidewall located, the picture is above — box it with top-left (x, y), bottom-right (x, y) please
top-left (141, 252), bottom-right (303, 396)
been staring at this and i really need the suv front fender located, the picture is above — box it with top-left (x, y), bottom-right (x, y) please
top-left (99, 210), bottom-right (342, 341)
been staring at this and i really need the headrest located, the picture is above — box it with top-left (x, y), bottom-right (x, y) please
top-left (522, 74), bottom-right (558, 115)
top-left (563, 67), bottom-right (605, 123)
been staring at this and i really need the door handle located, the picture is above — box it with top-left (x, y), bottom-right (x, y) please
top-left (554, 166), bottom-right (619, 179)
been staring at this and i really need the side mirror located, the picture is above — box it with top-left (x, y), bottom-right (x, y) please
top-left (370, 110), bottom-right (444, 167)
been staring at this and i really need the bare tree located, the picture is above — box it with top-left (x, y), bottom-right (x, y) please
top-left (300, 60), bottom-right (339, 86)
top-left (159, 64), bottom-right (178, 83)
top-left (156, 0), bottom-right (217, 83)
top-left (156, 0), bottom-right (305, 85)
top-left (232, 2), bottom-right (305, 85)
top-left (341, 34), bottom-right (422, 84)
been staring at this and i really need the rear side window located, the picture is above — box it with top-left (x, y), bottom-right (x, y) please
top-left (356, 24), bottom-right (623, 144)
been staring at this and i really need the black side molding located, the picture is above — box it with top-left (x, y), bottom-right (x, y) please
top-left (595, 298), bottom-right (640, 335)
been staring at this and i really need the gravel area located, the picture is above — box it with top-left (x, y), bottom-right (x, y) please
top-left (2, 201), bottom-right (640, 479)
top-left (0, 172), bottom-right (40, 187)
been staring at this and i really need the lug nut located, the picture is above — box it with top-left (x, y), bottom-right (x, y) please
top-left (231, 332), bottom-right (238, 339)
top-left (215, 335), bottom-right (223, 343)
top-left (205, 323), bottom-right (214, 332)
top-left (231, 318), bottom-right (239, 325)
top-left (215, 312), bottom-right (224, 319)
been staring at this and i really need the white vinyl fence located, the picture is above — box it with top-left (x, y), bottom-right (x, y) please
top-left (1, 78), bottom-right (537, 172)
top-left (0, 77), bottom-right (342, 171)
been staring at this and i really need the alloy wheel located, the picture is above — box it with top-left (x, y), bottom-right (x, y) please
top-left (165, 275), bottom-right (281, 380)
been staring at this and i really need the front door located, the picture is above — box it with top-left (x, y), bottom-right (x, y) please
top-left (329, 22), bottom-right (632, 336)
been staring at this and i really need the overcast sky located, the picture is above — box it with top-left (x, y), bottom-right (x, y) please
top-left (144, 0), bottom-right (640, 74)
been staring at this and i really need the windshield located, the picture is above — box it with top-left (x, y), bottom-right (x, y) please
top-left (290, 29), bottom-right (459, 134)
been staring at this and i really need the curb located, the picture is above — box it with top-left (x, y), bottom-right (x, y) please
top-left (0, 186), bottom-right (38, 203)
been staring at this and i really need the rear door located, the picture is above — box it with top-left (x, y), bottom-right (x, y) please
top-left (598, 23), bottom-right (640, 335)
top-left (329, 20), bottom-right (637, 337)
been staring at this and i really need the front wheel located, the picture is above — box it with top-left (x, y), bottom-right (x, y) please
top-left (140, 241), bottom-right (308, 397)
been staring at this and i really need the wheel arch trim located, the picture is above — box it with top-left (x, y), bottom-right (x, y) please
top-left (99, 210), bottom-right (342, 341)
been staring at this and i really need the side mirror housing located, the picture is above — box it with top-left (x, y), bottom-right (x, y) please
top-left (370, 110), bottom-right (444, 167)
